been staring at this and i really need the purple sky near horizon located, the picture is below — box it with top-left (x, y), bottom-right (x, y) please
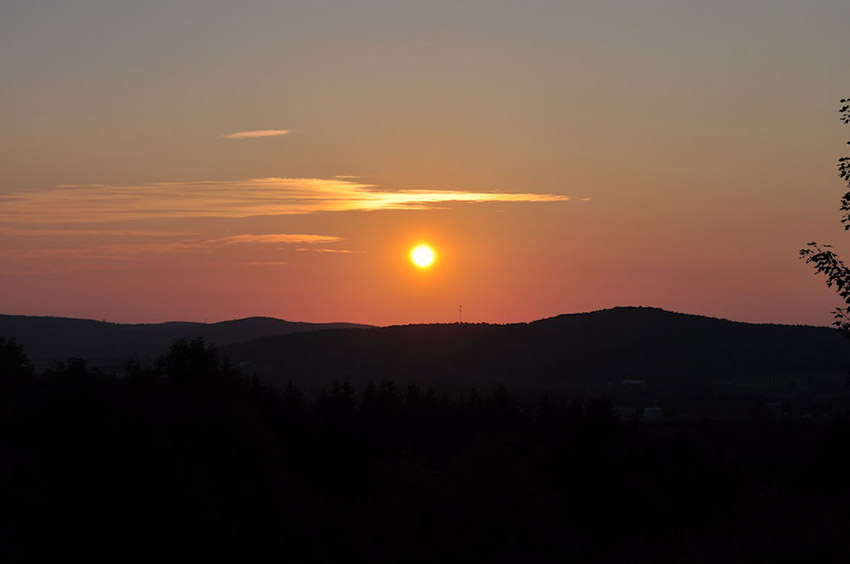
top-left (2, 0), bottom-right (849, 326)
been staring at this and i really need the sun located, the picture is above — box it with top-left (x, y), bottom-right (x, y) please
top-left (410, 244), bottom-right (436, 268)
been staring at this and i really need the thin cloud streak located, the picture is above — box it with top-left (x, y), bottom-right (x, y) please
top-left (2, 178), bottom-right (570, 224)
top-left (0, 226), bottom-right (195, 238)
top-left (218, 234), bottom-right (342, 245)
top-left (1, 233), bottom-right (345, 261)
top-left (295, 248), bottom-right (356, 254)
top-left (222, 129), bottom-right (291, 139)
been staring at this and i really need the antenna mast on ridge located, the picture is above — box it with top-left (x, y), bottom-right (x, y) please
top-left (459, 305), bottom-right (463, 324)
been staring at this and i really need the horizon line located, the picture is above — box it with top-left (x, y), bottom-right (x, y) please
top-left (0, 306), bottom-right (833, 330)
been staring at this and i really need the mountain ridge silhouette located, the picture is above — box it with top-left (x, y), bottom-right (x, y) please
top-left (219, 306), bottom-right (850, 398)
top-left (0, 313), bottom-right (371, 369)
top-left (4, 306), bottom-right (849, 403)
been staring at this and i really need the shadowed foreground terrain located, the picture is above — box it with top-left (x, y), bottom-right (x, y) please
top-left (2, 336), bottom-right (850, 562)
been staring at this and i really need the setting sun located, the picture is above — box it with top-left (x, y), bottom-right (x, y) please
top-left (410, 244), bottom-right (436, 269)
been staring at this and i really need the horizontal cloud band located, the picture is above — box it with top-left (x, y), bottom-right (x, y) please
top-left (0, 232), bottom-right (346, 261)
top-left (222, 129), bottom-right (290, 139)
top-left (2, 177), bottom-right (570, 223)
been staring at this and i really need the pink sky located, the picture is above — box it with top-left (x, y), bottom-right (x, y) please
top-left (1, 1), bottom-right (848, 326)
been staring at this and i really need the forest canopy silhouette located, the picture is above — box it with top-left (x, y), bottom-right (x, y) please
top-left (2, 334), bottom-right (850, 562)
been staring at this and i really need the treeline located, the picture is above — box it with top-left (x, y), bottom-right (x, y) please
top-left (2, 337), bottom-right (850, 562)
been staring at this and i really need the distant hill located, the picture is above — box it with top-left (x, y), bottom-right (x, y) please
top-left (6, 307), bottom-right (850, 407)
top-left (0, 314), bottom-right (371, 369)
top-left (222, 307), bottom-right (850, 401)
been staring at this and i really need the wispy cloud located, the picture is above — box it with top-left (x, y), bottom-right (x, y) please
top-left (0, 242), bottom-right (202, 260)
top-left (1, 233), bottom-right (345, 262)
top-left (1, 177), bottom-right (569, 224)
top-left (217, 234), bottom-right (342, 245)
top-left (295, 248), bottom-right (356, 254)
top-left (244, 261), bottom-right (290, 267)
top-left (0, 226), bottom-right (194, 238)
top-left (222, 129), bottom-right (290, 140)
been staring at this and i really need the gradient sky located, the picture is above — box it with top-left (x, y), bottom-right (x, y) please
top-left (2, 0), bottom-right (849, 325)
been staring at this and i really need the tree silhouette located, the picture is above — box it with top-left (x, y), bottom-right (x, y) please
top-left (0, 336), bottom-right (34, 381)
top-left (800, 99), bottom-right (850, 335)
top-left (154, 337), bottom-right (239, 388)
top-left (52, 357), bottom-right (89, 381)
top-left (281, 381), bottom-right (306, 415)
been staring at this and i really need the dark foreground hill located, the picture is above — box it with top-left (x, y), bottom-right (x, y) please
top-left (0, 314), bottom-right (370, 369)
top-left (223, 307), bottom-right (850, 407)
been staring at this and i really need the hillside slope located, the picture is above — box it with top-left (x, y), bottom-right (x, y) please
top-left (0, 314), bottom-right (370, 369)
top-left (222, 307), bottom-right (850, 398)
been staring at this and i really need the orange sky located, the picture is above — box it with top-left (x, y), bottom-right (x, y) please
top-left (1, 1), bottom-right (849, 326)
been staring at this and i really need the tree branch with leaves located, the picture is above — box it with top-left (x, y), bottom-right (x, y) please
top-left (800, 99), bottom-right (850, 335)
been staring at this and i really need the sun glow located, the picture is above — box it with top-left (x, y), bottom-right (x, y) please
top-left (410, 244), bottom-right (436, 269)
